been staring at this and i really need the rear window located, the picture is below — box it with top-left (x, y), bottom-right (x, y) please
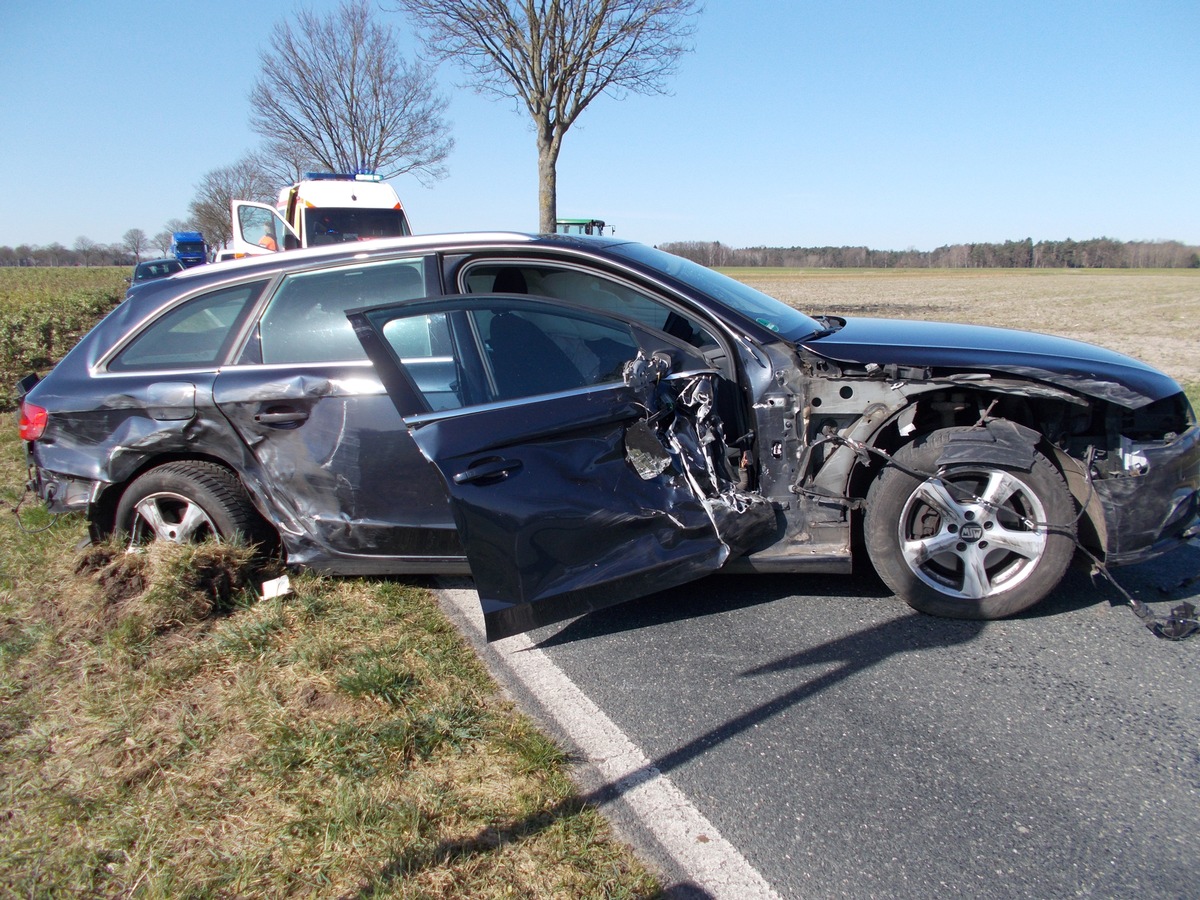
top-left (134, 260), bottom-right (182, 281)
top-left (109, 281), bottom-right (267, 372)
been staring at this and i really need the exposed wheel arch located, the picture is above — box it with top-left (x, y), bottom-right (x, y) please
top-left (862, 426), bottom-right (1078, 619)
top-left (843, 393), bottom-right (1106, 558)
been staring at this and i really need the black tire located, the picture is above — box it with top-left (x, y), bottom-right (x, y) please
top-left (863, 427), bottom-right (1077, 619)
top-left (115, 461), bottom-right (264, 547)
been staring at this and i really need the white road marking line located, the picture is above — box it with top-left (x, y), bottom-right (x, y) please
top-left (437, 586), bottom-right (781, 900)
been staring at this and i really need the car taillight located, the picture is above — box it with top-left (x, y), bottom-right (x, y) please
top-left (18, 402), bottom-right (48, 441)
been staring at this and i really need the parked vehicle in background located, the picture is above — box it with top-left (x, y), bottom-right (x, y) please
top-left (126, 257), bottom-right (183, 296)
top-left (17, 233), bottom-right (1200, 642)
top-left (228, 172), bottom-right (412, 260)
top-left (170, 231), bottom-right (207, 268)
top-left (556, 218), bottom-right (609, 236)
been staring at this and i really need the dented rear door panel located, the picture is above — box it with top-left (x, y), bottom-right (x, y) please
top-left (212, 363), bottom-right (461, 565)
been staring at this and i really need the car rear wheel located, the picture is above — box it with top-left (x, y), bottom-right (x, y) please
top-left (115, 461), bottom-right (263, 547)
top-left (864, 427), bottom-right (1077, 619)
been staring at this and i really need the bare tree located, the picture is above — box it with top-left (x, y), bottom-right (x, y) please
top-left (189, 155), bottom-right (278, 249)
top-left (395, 0), bottom-right (702, 232)
top-left (249, 0), bottom-right (452, 182)
top-left (39, 243), bottom-right (68, 266)
top-left (152, 230), bottom-right (173, 257)
top-left (73, 236), bottom-right (99, 267)
top-left (122, 228), bottom-right (149, 263)
top-left (257, 142), bottom-right (319, 188)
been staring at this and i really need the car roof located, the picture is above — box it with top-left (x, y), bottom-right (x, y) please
top-left (171, 231), bottom-right (636, 287)
top-left (114, 233), bottom-right (636, 313)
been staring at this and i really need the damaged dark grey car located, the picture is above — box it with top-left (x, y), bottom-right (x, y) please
top-left (17, 234), bottom-right (1200, 640)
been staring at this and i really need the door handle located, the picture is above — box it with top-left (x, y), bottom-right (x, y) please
top-left (453, 457), bottom-right (522, 484)
top-left (254, 408), bottom-right (309, 427)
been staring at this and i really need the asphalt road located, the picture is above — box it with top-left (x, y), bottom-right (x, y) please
top-left (501, 542), bottom-right (1200, 899)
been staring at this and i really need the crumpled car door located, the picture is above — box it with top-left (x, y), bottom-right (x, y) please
top-left (349, 295), bottom-right (775, 641)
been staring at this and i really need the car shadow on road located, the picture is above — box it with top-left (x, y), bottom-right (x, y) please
top-left (619, 613), bottom-right (986, 789)
top-left (530, 572), bottom-right (991, 793)
top-left (531, 568), bottom-right (896, 649)
top-left (527, 549), bottom-right (1200, 786)
top-left (530, 539), bottom-right (1200, 645)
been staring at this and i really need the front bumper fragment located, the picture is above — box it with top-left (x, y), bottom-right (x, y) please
top-left (1097, 424), bottom-right (1200, 566)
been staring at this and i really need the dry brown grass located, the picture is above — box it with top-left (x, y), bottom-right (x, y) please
top-left (0, 513), bottom-right (659, 898)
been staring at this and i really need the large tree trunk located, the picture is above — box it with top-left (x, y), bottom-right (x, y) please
top-left (537, 134), bottom-right (559, 234)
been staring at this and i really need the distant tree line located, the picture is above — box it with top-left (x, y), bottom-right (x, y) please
top-left (7, 233), bottom-right (1199, 270)
top-left (1, 241), bottom-right (139, 268)
top-left (660, 238), bottom-right (1200, 269)
top-left (0, 223), bottom-right (203, 268)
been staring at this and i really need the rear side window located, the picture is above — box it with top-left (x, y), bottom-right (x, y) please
top-left (108, 281), bottom-right (267, 372)
top-left (257, 258), bottom-right (426, 364)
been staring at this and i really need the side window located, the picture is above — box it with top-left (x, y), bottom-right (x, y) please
top-left (258, 258), bottom-right (426, 364)
top-left (381, 313), bottom-right (459, 410)
top-left (465, 263), bottom-right (717, 349)
top-left (109, 281), bottom-right (267, 372)
top-left (372, 301), bottom-right (642, 408)
top-left (480, 305), bottom-right (641, 401)
top-left (382, 312), bottom-right (452, 359)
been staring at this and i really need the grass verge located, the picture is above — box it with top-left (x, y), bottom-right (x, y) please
top-left (0, 428), bottom-right (659, 897)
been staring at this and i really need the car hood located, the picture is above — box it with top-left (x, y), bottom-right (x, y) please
top-left (803, 317), bottom-right (1181, 409)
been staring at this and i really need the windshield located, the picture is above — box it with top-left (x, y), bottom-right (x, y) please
top-left (304, 208), bottom-right (411, 246)
top-left (608, 242), bottom-right (823, 341)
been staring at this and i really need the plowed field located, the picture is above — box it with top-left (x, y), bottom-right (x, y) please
top-left (725, 268), bottom-right (1200, 392)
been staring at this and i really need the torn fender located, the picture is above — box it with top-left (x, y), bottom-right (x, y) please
top-left (934, 420), bottom-right (1041, 471)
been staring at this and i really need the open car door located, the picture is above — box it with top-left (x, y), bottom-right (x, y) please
top-left (229, 200), bottom-right (300, 258)
top-left (348, 294), bottom-right (775, 641)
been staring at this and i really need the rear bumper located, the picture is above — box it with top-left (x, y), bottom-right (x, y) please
top-left (26, 463), bottom-right (102, 515)
top-left (1099, 424), bottom-right (1200, 566)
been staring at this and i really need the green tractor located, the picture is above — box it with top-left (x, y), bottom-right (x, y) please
top-left (554, 218), bottom-right (609, 236)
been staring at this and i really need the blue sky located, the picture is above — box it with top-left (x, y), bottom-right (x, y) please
top-left (2, 1), bottom-right (1196, 251)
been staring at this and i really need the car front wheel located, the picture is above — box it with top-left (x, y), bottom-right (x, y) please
top-left (864, 428), bottom-right (1077, 619)
top-left (115, 461), bottom-right (263, 547)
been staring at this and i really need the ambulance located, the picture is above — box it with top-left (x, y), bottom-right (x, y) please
top-left (228, 173), bottom-right (412, 258)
